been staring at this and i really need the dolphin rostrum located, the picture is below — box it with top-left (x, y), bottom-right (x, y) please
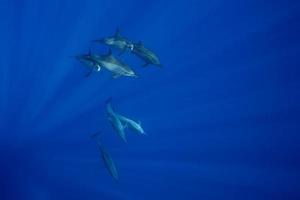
top-left (91, 132), bottom-right (119, 181)
top-left (93, 28), bottom-right (134, 56)
top-left (106, 98), bottom-right (127, 142)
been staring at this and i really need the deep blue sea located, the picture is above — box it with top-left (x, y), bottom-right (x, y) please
top-left (1, 0), bottom-right (300, 199)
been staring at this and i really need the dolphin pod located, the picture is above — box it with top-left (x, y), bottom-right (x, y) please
top-left (75, 28), bottom-right (158, 181)
top-left (76, 28), bottom-right (162, 78)
top-left (94, 28), bottom-right (162, 67)
top-left (91, 98), bottom-right (146, 181)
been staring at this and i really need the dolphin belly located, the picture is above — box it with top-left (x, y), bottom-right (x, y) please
top-left (102, 61), bottom-right (130, 76)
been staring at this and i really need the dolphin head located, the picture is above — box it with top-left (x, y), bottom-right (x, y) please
top-left (93, 37), bottom-right (115, 45)
top-left (76, 54), bottom-right (92, 65)
top-left (75, 54), bottom-right (85, 61)
top-left (137, 126), bottom-right (145, 134)
top-left (103, 37), bottom-right (116, 45)
top-left (126, 70), bottom-right (138, 78)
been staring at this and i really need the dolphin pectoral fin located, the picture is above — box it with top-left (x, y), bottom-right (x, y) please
top-left (112, 74), bottom-right (121, 79)
top-left (91, 131), bottom-right (101, 139)
top-left (85, 69), bottom-right (93, 77)
top-left (142, 62), bottom-right (149, 67)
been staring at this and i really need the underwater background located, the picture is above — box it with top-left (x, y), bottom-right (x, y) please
top-left (0, 0), bottom-right (300, 199)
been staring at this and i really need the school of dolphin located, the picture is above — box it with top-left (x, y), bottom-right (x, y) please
top-left (75, 29), bottom-right (161, 181)
top-left (76, 28), bottom-right (162, 78)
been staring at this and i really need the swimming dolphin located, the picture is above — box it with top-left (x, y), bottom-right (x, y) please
top-left (106, 98), bottom-right (127, 142)
top-left (93, 49), bottom-right (138, 79)
top-left (93, 28), bottom-right (134, 56)
top-left (116, 114), bottom-right (146, 135)
top-left (131, 41), bottom-right (162, 67)
top-left (75, 49), bottom-right (102, 76)
top-left (91, 132), bottom-right (119, 181)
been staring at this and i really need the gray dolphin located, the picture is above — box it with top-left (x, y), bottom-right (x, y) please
top-left (91, 132), bottom-right (119, 181)
top-left (106, 98), bottom-right (127, 142)
top-left (116, 114), bottom-right (146, 135)
top-left (131, 41), bottom-right (162, 67)
top-left (93, 49), bottom-right (138, 79)
top-left (76, 49), bottom-right (138, 78)
top-left (93, 28), bottom-right (134, 56)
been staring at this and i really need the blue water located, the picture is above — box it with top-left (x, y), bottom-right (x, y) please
top-left (1, 0), bottom-right (300, 199)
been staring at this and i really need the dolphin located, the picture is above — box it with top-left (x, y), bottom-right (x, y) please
top-left (93, 28), bottom-right (134, 56)
top-left (91, 132), bottom-right (119, 181)
top-left (75, 49), bottom-right (102, 76)
top-left (106, 98), bottom-right (127, 142)
top-left (131, 41), bottom-right (162, 67)
top-left (116, 114), bottom-right (146, 135)
top-left (93, 49), bottom-right (138, 79)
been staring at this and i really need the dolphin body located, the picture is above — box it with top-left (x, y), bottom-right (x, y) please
top-left (116, 114), bottom-right (146, 135)
top-left (93, 29), bottom-right (134, 55)
top-left (106, 98), bottom-right (127, 142)
top-left (91, 132), bottom-right (119, 181)
top-left (93, 49), bottom-right (138, 78)
top-left (76, 49), bottom-right (137, 78)
top-left (131, 41), bottom-right (162, 67)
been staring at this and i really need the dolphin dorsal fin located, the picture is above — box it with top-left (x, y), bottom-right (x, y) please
top-left (115, 28), bottom-right (121, 38)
